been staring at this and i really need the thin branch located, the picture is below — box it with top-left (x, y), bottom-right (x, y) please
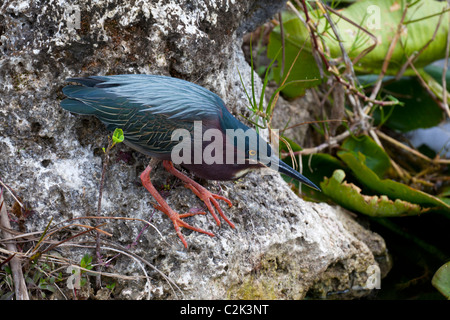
top-left (395, 4), bottom-right (446, 80)
top-left (324, 4), bottom-right (378, 66)
top-left (369, 129), bottom-right (408, 179)
top-left (283, 119), bottom-right (347, 132)
top-left (316, 0), bottom-right (368, 126)
top-left (404, 7), bottom-right (450, 24)
top-left (99, 242), bottom-right (184, 299)
top-left (368, 4), bottom-right (408, 105)
top-left (289, 1), bottom-right (397, 110)
top-left (0, 178), bottom-right (24, 209)
top-left (375, 129), bottom-right (450, 164)
top-left (284, 129), bottom-right (352, 156)
top-left (409, 61), bottom-right (450, 117)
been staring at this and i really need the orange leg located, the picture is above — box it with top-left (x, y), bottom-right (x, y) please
top-left (162, 160), bottom-right (235, 229)
top-left (140, 160), bottom-right (214, 248)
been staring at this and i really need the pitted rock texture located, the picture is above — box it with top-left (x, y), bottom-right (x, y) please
top-left (0, 0), bottom-right (389, 299)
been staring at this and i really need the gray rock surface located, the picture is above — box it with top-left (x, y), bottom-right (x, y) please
top-left (0, 0), bottom-right (389, 299)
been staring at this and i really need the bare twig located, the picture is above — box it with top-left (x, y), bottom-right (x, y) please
top-left (283, 129), bottom-right (352, 156)
top-left (283, 119), bottom-right (347, 132)
top-left (368, 4), bottom-right (408, 105)
top-left (324, 4), bottom-right (378, 66)
top-left (289, 1), bottom-right (397, 110)
top-left (0, 178), bottom-right (24, 209)
top-left (369, 129), bottom-right (408, 179)
top-left (316, 0), bottom-right (368, 128)
top-left (395, 6), bottom-right (446, 80)
top-left (94, 136), bottom-right (114, 289)
top-left (409, 62), bottom-right (450, 117)
top-left (375, 129), bottom-right (450, 164)
top-left (61, 241), bottom-right (184, 299)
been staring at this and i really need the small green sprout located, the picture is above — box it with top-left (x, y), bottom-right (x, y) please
top-left (112, 128), bottom-right (124, 145)
top-left (79, 254), bottom-right (94, 288)
top-left (80, 254), bottom-right (93, 271)
top-left (103, 128), bottom-right (124, 153)
top-left (106, 282), bottom-right (116, 291)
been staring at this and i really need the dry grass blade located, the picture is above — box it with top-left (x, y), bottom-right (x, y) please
top-left (57, 241), bottom-right (184, 299)
top-left (0, 179), bottom-right (24, 209)
top-left (0, 192), bottom-right (29, 300)
top-left (0, 208), bottom-right (179, 299)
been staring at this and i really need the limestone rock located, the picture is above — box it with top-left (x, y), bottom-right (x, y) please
top-left (0, 0), bottom-right (389, 299)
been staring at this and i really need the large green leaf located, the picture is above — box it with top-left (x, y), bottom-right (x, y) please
top-left (322, 169), bottom-right (424, 217)
top-left (432, 261), bottom-right (450, 299)
top-left (337, 149), bottom-right (450, 211)
top-left (341, 135), bottom-right (391, 177)
top-left (371, 76), bottom-right (445, 132)
top-left (268, 0), bottom-right (449, 97)
top-left (267, 17), bottom-right (323, 98)
top-left (424, 62), bottom-right (450, 91)
top-left (319, 0), bottom-right (449, 74)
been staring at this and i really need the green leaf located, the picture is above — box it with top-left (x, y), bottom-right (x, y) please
top-left (372, 76), bottom-right (445, 132)
top-left (106, 282), bottom-right (116, 291)
top-left (267, 16), bottom-right (323, 98)
top-left (432, 261), bottom-right (450, 299)
top-left (281, 145), bottom-right (346, 200)
top-left (322, 0), bottom-right (449, 74)
top-left (322, 169), bottom-right (424, 217)
top-left (341, 135), bottom-right (391, 178)
top-left (112, 128), bottom-right (124, 144)
top-left (337, 149), bottom-right (450, 211)
top-left (279, 137), bottom-right (347, 184)
top-left (270, 0), bottom-right (450, 88)
top-left (80, 254), bottom-right (93, 271)
top-left (424, 62), bottom-right (450, 91)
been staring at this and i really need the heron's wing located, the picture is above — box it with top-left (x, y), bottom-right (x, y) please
top-left (61, 75), bottom-right (224, 155)
top-left (61, 74), bottom-right (225, 121)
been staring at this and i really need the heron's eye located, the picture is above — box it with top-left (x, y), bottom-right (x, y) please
top-left (249, 150), bottom-right (256, 156)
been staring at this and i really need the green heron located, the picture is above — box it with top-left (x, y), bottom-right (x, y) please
top-left (61, 75), bottom-right (319, 248)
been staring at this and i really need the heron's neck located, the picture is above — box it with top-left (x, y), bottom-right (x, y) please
top-left (220, 108), bottom-right (250, 131)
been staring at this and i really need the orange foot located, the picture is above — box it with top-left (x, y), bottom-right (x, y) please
top-left (162, 160), bottom-right (235, 229)
top-left (140, 161), bottom-right (215, 248)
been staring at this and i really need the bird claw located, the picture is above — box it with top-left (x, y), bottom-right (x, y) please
top-left (153, 204), bottom-right (213, 248)
top-left (142, 161), bottom-right (235, 248)
top-left (162, 160), bottom-right (235, 229)
top-left (184, 184), bottom-right (235, 229)
top-left (141, 163), bottom-right (215, 248)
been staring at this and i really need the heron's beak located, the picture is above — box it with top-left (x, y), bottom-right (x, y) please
top-left (277, 158), bottom-right (321, 191)
top-left (262, 152), bottom-right (321, 191)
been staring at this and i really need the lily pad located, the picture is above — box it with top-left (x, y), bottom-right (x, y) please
top-left (322, 169), bottom-right (424, 217)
